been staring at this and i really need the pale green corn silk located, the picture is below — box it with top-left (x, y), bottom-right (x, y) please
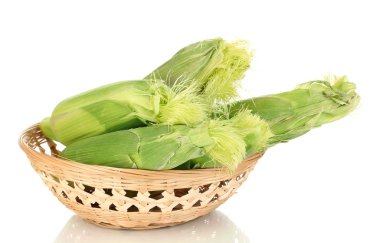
top-left (187, 110), bottom-right (271, 170)
top-left (145, 38), bottom-right (253, 103)
top-left (61, 118), bottom-right (251, 171)
top-left (228, 76), bottom-right (360, 146)
top-left (228, 110), bottom-right (272, 155)
top-left (40, 80), bottom-right (207, 145)
top-left (155, 81), bottom-right (208, 125)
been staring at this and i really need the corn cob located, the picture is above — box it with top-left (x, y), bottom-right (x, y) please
top-left (61, 112), bottom-right (271, 171)
top-left (228, 76), bottom-right (360, 146)
top-left (146, 38), bottom-right (252, 102)
top-left (40, 80), bottom-right (206, 145)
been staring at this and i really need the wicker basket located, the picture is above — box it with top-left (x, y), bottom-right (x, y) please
top-left (19, 125), bottom-right (263, 229)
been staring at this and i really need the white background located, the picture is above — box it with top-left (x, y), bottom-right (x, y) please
top-left (1, 0), bottom-right (379, 242)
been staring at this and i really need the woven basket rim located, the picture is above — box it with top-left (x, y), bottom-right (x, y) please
top-left (19, 124), bottom-right (263, 178)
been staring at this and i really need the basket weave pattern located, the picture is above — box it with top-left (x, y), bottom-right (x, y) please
top-left (19, 125), bottom-right (262, 229)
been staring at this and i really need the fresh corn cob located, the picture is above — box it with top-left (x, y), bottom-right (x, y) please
top-left (61, 112), bottom-right (271, 171)
top-left (40, 80), bottom-right (206, 145)
top-left (146, 38), bottom-right (252, 102)
top-left (228, 75), bottom-right (360, 146)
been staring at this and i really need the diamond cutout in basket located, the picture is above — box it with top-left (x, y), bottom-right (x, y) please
top-left (199, 184), bottom-right (211, 193)
top-left (148, 190), bottom-right (165, 200)
top-left (174, 188), bottom-right (191, 197)
top-left (127, 205), bottom-right (139, 212)
top-left (125, 190), bottom-right (138, 198)
top-left (91, 202), bottom-right (100, 208)
top-left (61, 191), bottom-right (68, 198)
top-left (192, 200), bottom-right (202, 207)
top-left (218, 179), bottom-right (231, 188)
top-left (149, 206), bottom-right (162, 212)
top-left (83, 185), bottom-right (95, 194)
top-left (109, 204), bottom-right (117, 211)
top-left (209, 194), bottom-right (219, 203)
top-left (75, 196), bottom-right (83, 205)
top-left (67, 181), bottom-right (75, 188)
top-left (172, 204), bottom-right (183, 211)
top-left (103, 188), bottom-right (113, 196)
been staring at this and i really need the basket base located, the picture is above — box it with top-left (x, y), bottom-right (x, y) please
top-left (84, 218), bottom-right (196, 230)
top-left (58, 196), bottom-right (228, 230)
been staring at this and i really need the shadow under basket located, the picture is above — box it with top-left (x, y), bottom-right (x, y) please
top-left (19, 125), bottom-right (263, 230)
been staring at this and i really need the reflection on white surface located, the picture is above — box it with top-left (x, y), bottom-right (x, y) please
top-left (54, 211), bottom-right (249, 243)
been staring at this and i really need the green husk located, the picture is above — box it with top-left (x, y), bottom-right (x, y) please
top-left (40, 117), bottom-right (56, 140)
top-left (228, 75), bottom-right (360, 146)
top-left (146, 38), bottom-right (253, 103)
top-left (40, 80), bottom-right (207, 145)
top-left (61, 114), bottom-right (268, 170)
